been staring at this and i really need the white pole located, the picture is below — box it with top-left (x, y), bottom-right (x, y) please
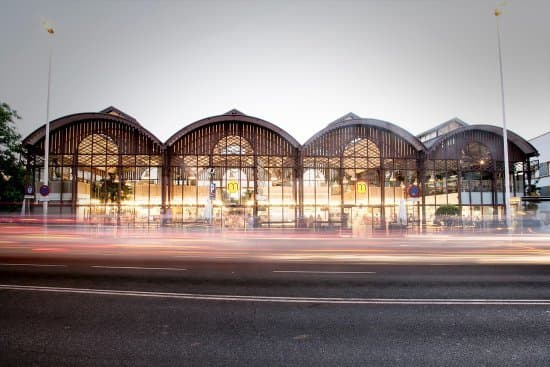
top-left (43, 24), bottom-right (54, 218)
top-left (495, 9), bottom-right (512, 229)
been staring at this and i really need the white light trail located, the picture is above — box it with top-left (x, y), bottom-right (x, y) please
top-left (2, 284), bottom-right (550, 305)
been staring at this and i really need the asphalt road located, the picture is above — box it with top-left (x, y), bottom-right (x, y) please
top-left (1, 258), bottom-right (550, 366)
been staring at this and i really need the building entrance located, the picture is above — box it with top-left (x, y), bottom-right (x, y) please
top-left (221, 205), bottom-right (254, 229)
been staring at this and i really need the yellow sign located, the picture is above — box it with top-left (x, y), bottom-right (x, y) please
top-left (227, 181), bottom-right (239, 193)
top-left (356, 181), bottom-right (367, 194)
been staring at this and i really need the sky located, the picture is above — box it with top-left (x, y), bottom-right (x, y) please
top-left (1, 0), bottom-right (550, 145)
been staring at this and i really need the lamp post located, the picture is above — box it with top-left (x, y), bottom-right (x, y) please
top-left (494, 8), bottom-right (512, 229)
top-left (42, 22), bottom-right (54, 218)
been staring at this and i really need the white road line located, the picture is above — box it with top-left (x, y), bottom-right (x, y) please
top-left (0, 263), bottom-right (66, 267)
top-left (1, 284), bottom-right (550, 305)
top-left (273, 270), bottom-right (376, 274)
top-left (91, 266), bottom-right (187, 271)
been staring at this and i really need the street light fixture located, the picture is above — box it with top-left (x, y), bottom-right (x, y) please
top-left (494, 8), bottom-right (512, 229)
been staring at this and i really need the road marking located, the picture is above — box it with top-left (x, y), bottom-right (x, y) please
top-left (2, 284), bottom-right (550, 305)
top-left (273, 270), bottom-right (376, 274)
top-left (91, 266), bottom-right (187, 271)
top-left (0, 263), bottom-right (66, 267)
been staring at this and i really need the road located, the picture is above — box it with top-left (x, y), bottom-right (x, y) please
top-left (1, 255), bottom-right (550, 366)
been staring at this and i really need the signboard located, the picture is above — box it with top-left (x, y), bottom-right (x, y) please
top-left (24, 184), bottom-right (34, 196)
top-left (407, 184), bottom-right (420, 198)
top-left (209, 183), bottom-right (216, 199)
top-left (356, 181), bottom-right (367, 194)
top-left (39, 184), bottom-right (50, 197)
top-left (227, 181), bottom-right (239, 194)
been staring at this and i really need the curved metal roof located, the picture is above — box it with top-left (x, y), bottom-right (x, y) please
top-left (425, 124), bottom-right (538, 157)
top-left (165, 109), bottom-right (300, 149)
top-left (302, 113), bottom-right (425, 152)
top-left (23, 111), bottom-right (163, 147)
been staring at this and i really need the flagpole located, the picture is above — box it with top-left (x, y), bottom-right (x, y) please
top-left (494, 8), bottom-right (512, 229)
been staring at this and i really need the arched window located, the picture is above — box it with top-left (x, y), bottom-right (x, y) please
top-left (460, 142), bottom-right (492, 171)
top-left (343, 138), bottom-right (380, 158)
top-left (77, 133), bottom-right (119, 167)
top-left (342, 137), bottom-right (380, 181)
top-left (213, 135), bottom-right (253, 156)
top-left (459, 142), bottom-right (493, 201)
top-left (212, 135), bottom-right (254, 168)
top-left (75, 134), bottom-right (123, 206)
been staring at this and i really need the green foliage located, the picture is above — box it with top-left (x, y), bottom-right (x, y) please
top-left (524, 201), bottom-right (538, 212)
top-left (435, 205), bottom-right (461, 216)
top-left (0, 102), bottom-right (26, 207)
top-left (527, 184), bottom-right (539, 197)
top-left (93, 177), bottom-right (132, 203)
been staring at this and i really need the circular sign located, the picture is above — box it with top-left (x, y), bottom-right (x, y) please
top-left (407, 184), bottom-right (420, 198)
top-left (25, 184), bottom-right (34, 195)
top-left (39, 184), bottom-right (50, 197)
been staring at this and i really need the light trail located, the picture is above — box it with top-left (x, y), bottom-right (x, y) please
top-left (0, 263), bottom-right (66, 267)
top-left (91, 266), bottom-right (187, 271)
top-left (2, 284), bottom-right (550, 305)
top-left (272, 270), bottom-right (376, 274)
top-left (2, 223), bottom-right (550, 264)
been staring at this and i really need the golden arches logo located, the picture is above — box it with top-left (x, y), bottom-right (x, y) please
top-left (227, 181), bottom-right (239, 193)
top-left (356, 182), bottom-right (367, 194)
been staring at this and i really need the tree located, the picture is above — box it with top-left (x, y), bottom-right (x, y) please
top-left (435, 205), bottom-right (461, 216)
top-left (92, 175), bottom-right (132, 203)
top-left (434, 205), bottom-right (461, 227)
top-left (0, 102), bottom-right (26, 209)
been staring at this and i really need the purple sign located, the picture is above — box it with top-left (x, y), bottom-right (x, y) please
top-left (25, 184), bottom-right (34, 195)
top-left (39, 184), bottom-right (50, 197)
top-left (407, 184), bottom-right (419, 198)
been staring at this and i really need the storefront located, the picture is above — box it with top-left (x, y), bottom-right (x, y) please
top-left (23, 108), bottom-right (538, 229)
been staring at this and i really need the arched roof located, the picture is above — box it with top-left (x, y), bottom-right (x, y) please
top-left (165, 109), bottom-right (300, 149)
top-left (425, 124), bottom-right (538, 157)
top-left (23, 109), bottom-right (163, 147)
top-left (302, 113), bottom-right (425, 152)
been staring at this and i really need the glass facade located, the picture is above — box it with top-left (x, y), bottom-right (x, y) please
top-left (425, 130), bottom-right (532, 227)
top-left (25, 110), bottom-right (164, 225)
top-left (301, 122), bottom-right (420, 233)
top-left (23, 109), bottom-right (537, 230)
top-left (167, 115), bottom-right (298, 229)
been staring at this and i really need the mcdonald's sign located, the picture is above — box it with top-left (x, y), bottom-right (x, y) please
top-left (227, 180), bottom-right (239, 194)
top-left (356, 181), bottom-right (367, 194)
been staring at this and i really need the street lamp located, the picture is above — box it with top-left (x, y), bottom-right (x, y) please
top-left (42, 21), bottom-right (54, 218)
top-left (494, 8), bottom-right (512, 229)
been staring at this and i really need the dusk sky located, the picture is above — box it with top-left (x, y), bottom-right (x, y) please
top-left (1, 0), bottom-right (549, 144)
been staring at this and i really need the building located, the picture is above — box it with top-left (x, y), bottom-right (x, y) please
top-left (22, 107), bottom-right (538, 230)
top-left (528, 131), bottom-right (550, 228)
top-left (530, 131), bottom-right (550, 196)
